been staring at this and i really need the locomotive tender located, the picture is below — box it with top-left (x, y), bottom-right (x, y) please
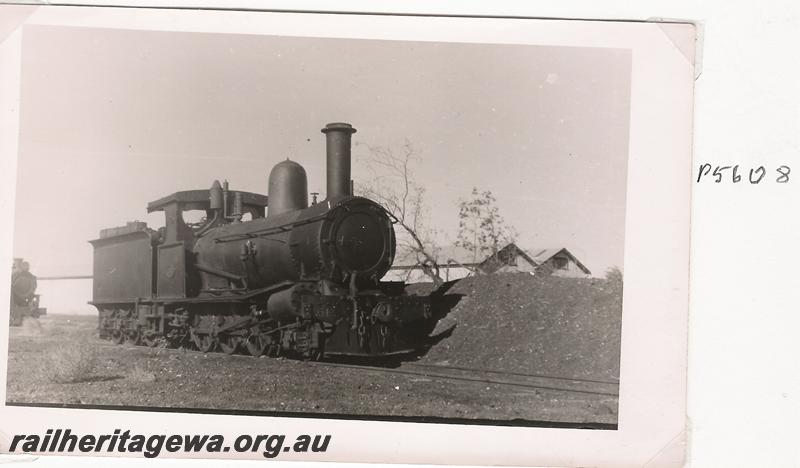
top-left (90, 123), bottom-right (434, 359)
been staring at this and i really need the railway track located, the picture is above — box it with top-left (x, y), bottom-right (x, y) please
top-left (103, 340), bottom-right (619, 397)
top-left (314, 360), bottom-right (620, 397)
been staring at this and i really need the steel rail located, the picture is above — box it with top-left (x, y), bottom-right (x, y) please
top-left (313, 361), bottom-right (620, 397)
top-left (405, 362), bottom-right (620, 386)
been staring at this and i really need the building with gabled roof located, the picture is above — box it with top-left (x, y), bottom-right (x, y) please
top-left (384, 242), bottom-right (592, 283)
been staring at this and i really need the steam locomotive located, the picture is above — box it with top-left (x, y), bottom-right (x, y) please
top-left (9, 258), bottom-right (47, 326)
top-left (90, 123), bottom-right (434, 359)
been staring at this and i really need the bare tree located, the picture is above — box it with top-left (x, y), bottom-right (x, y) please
top-left (354, 140), bottom-right (443, 286)
top-left (456, 187), bottom-right (517, 266)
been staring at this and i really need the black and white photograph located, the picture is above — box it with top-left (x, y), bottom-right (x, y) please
top-left (0, 6), bottom-right (694, 466)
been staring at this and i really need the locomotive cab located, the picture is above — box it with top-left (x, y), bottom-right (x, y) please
top-left (146, 187), bottom-right (269, 298)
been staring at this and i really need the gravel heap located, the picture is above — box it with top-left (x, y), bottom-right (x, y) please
top-left (418, 272), bottom-right (622, 383)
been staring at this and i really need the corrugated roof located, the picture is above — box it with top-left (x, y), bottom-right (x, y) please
top-left (527, 247), bottom-right (592, 274)
top-left (528, 247), bottom-right (564, 264)
top-left (435, 245), bottom-right (484, 265)
top-left (390, 245), bottom-right (488, 268)
top-left (391, 243), bottom-right (591, 275)
top-left (439, 244), bottom-right (565, 267)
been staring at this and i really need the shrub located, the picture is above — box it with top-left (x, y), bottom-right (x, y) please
top-left (128, 362), bottom-right (157, 383)
top-left (18, 317), bottom-right (43, 336)
top-left (37, 341), bottom-right (98, 384)
top-left (604, 266), bottom-right (623, 284)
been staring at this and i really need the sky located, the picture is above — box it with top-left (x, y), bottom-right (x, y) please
top-left (12, 25), bottom-right (631, 311)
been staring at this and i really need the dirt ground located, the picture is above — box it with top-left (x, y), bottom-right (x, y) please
top-left (5, 313), bottom-right (618, 426)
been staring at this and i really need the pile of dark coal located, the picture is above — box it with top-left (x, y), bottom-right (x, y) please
top-left (418, 272), bottom-right (622, 383)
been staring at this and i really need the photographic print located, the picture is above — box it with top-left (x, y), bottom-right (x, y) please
top-left (1, 6), bottom-right (694, 466)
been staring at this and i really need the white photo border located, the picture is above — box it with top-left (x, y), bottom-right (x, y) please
top-left (0, 5), bottom-right (694, 467)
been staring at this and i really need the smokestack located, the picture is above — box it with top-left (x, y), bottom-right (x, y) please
top-left (321, 122), bottom-right (357, 199)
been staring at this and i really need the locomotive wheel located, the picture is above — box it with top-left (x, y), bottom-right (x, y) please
top-left (165, 330), bottom-right (185, 349)
top-left (245, 335), bottom-right (268, 356)
top-left (219, 335), bottom-right (240, 355)
top-left (142, 333), bottom-right (161, 348)
top-left (110, 330), bottom-right (124, 345)
top-left (268, 343), bottom-right (282, 358)
top-left (124, 329), bottom-right (140, 346)
top-left (308, 348), bottom-right (324, 362)
top-left (193, 333), bottom-right (217, 353)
